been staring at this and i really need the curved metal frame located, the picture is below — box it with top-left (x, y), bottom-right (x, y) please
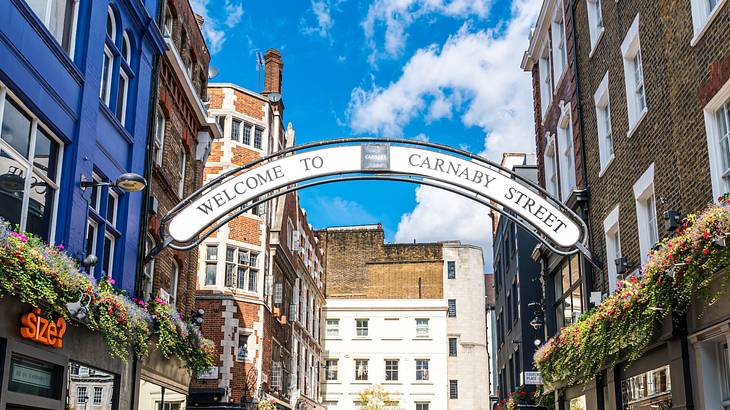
top-left (149, 138), bottom-right (590, 260)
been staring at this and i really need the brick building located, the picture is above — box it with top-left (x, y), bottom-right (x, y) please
top-left (136, 0), bottom-right (221, 407)
top-left (522, 0), bottom-right (730, 408)
top-left (316, 225), bottom-right (489, 410)
top-left (189, 49), bottom-right (325, 410)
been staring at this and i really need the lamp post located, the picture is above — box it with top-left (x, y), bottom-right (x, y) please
top-left (80, 172), bottom-right (147, 192)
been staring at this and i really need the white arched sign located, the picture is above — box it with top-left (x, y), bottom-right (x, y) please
top-left (158, 140), bottom-right (586, 257)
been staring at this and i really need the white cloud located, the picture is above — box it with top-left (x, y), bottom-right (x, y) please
top-left (190, 0), bottom-right (244, 54)
top-left (414, 133), bottom-right (429, 142)
top-left (312, 196), bottom-right (379, 225)
top-left (363, 0), bottom-right (491, 60)
top-left (353, 0), bottom-right (541, 269)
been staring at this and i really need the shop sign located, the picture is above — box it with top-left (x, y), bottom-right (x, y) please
top-left (168, 145), bottom-right (582, 249)
top-left (522, 371), bottom-right (543, 385)
top-left (11, 362), bottom-right (52, 388)
top-left (198, 366), bottom-right (219, 380)
top-left (20, 308), bottom-right (66, 348)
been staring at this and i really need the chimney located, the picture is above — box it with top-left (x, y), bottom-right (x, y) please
top-left (194, 14), bottom-right (204, 29)
top-left (264, 48), bottom-right (283, 94)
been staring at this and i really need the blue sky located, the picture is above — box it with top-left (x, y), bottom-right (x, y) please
top-left (190, 0), bottom-right (542, 269)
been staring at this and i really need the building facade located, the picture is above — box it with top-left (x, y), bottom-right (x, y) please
top-left (0, 0), bottom-right (164, 408)
top-left (316, 225), bottom-right (490, 410)
top-left (137, 0), bottom-right (220, 407)
top-left (321, 299), bottom-right (449, 409)
top-left (523, 0), bottom-right (730, 408)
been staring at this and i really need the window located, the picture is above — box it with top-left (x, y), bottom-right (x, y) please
top-left (170, 261), bottom-right (179, 306)
top-left (121, 32), bottom-right (131, 63)
top-left (154, 109), bottom-right (165, 166)
top-left (416, 359), bottom-right (429, 381)
top-left (0, 91), bottom-right (63, 243)
top-left (106, 7), bottom-right (116, 39)
top-left (557, 102), bottom-right (576, 201)
top-left (26, 0), bottom-right (79, 56)
top-left (449, 380), bottom-right (458, 399)
top-left (177, 150), bottom-right (186, 197)
top-left (385, 360), bottom-right (399, 381)
top-left (254, 127), bottom-right (263, 149)
top-left (551, 1), bottom-right (568, 82)
top-left (77, 386), bottom-right (87, 403)
top-left (223, 247), bottom-right (258, 290)
top-left (633, 164), bottom-right (657, 263)
top-left (449, 337), bottom-right (458, 356)
top-left (594, 73), bottom-right (613, 171)
top-left (93, 386), bottom-right (103, 405)
top-left (543, 134), bottom-right (559, 197)
top-left (142, 235), bottom-right (155, 300)
top-left (690, 0), bottom-right (725, 42)
top-left (587, 0), bottom-right (604, 51)
top-left (355, 359), bottom-right (369, 381)
top-left (416, 319), bottom-right (429, 337)
top-left (236, 333), bottom-right (248, 361)
top-left (356, 319), bottom-right (369, 337)
top-left (116, 71), bottom-right (129, 125)
top-left (325, 359), bottom-right (338, 381)
top-left (102, 232), bottom-right (115, 278)
top-left (416, 403), bottom-right (430, 410)
top-left (85, 219), bottom-right (98, 273)
top-left (242, 122), bottom-right (251, 145)
top-left (704, 80), bottom-right (730, 199)
top-left (107, 190), bottom-right (118, 226)
top-left (326, 319), bottom-right (339, 337)
top-left (205, 244), bottom-right (218, 285)
top-left (621, 366), bottom-right (671, 409)
top-left (271, 361), bottom-right (282, 391)
top-left (163, 6), bottom-right (173, 36)
top-left (447, 261), bottom-right (456, 279)
top-left (100, 47), bottom-right (113, 106)
top-left (231, 119), bottom-right (241, 141)
top-left (539, 41), bottom-right (554, 116)
top-left (553, 255), bottom-right (583, 329)
top-left (603, 206), bottom-right (622, 293)
top-left (448, 299), bottom-right (456, 317)
top-left (621, 14), bottom-right (647, 134)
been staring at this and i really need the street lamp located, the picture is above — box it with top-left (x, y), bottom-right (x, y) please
top-left (80, 173), bottom-right (147, 193)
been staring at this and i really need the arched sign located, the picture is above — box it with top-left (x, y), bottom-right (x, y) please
top-left (152, 138), bottom-right (588, 258)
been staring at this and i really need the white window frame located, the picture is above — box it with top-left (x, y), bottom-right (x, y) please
top-left (26, 0), bottom-right (80, 57)
top-left (107, 190), bottom-right (118, 226)
top-left (92, 386), bottom-right (103, 406)
top-left (163, 6), bottom-right (173, 37)
top-left (100, 46), bottom-right (114, 106)
top-left (77, 386), bottom-right (87, 404)
top-left (690, 322), bottom-right (730, 409)
top-left (633, 163), bottom-right (657, 264)
top-left (116, 70), bottom-right (129, 125)
top-left (85, 218), bottom-right (99, 274)
top-left (603, 205), bottom-right (621, 293)
top-left (170, 260), bottom-right (179, 306)
top-left (325, 359), bottom-right (338, 381)
top-left (154, 109), bottom-right (165, 166)
top-left (594, 72), bottom-right (614, 174)
top-left (690, 0), bottom-right (727, 46)
top-left (103, 231), bottom-right (115, 278)
top-left (587, 0), bottom-right (605, 54)
top-left (122, 32), bottom-right (131, 63)
top-left (543, 133), bottom-right (559, 197)
top-left (177, 149), bottom-right (186, 197)
top-left (0, 85), bottom-right (63, 243)
top-left (142, 234), bottom-right (155, 300)
top-left (355, 319), bottom-right (369, 337)
top-left (416, 318), bottom-right (429, 337)
top-left (539, 40), bottom-right (554, 118)
top-left (106, 7), bottom-right (116, 41)
top-left (415, 359), bottom-right (430, 381)
top-left (557, 102), bottom-right (576, 201)
top-left (326, 319), bottom-right (339, 337)
top-left (204, 243), bottom-right (218, 286)
top-left (621, 14), bottom-right (648, 137)
top-left (550, 0), bottom-right (568, 84)
top-left (703, 78), bottom-right (730, 200)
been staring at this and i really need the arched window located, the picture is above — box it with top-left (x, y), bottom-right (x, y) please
top-left (142, 235), bottom-right (155, 300)
top-left (170, 260), bottom-right (180, 306)
top-left (116, 32), bottom-right (131, 125)
top-left (106, 7), bottom-right (116, 41)
top-left (122, 32), bottom-right (131, 63)
top-left (100, 7), bottom-right (116, 107)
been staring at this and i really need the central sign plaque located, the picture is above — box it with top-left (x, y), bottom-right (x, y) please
top-left (361, 144), bottom-right (390, 170)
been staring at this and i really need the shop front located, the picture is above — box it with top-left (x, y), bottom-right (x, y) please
top-left (0, 297), bottom-right (134, 410)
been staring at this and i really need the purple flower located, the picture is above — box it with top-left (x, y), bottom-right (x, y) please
top-left (57, 244), bottom-right (64, 250)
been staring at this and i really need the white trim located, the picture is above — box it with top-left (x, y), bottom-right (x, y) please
top-left (117, 70), bottom-right (129, 126)
top-left (550, 0), bottom-right (568, 86)
top-left (557, 101), bottom-right (576, 202)
top-left (621, 14), bottom-right (647, 135)
top-left (122, 32), bottom-right (131, 63)
top-left (690, 0), bottom-right (727, 47)
top-left (108, 190), bottom-right (118, 226)
top-left (633, 163), bottom-right (657, 264)
top-left (594, 72), bottom-right (614, 173)
top-left (85, 218), bottom-right (99, 274)
top-left (106, 6), bottom-right (116, 41)
top-left (703, 78), bottom-right (730, 200)
top-left (171, 260), bottom-right (179, 306)
top-left (101, 46), bottom-right (114, 106)
top-left (177, 149), bottom-right (186, 198)
top-left (603, 205), bottom-right (621, 293)
top-left (103, 231), bottom-right (115, 278)
top-left (587, 0), bottom-right (605, 54)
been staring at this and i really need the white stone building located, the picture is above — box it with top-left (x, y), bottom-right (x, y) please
top-left (442, 242), bottom-right (490, 410)
top-left (320, 299), bottom-right (449, 410)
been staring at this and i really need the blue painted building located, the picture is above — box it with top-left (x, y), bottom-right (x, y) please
top-left (0, 0), bottom-right (165, 293)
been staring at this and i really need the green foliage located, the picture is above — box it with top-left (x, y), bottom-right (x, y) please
top-left (356, 385), bottom-right (404, 410)
top-left (496, 385), bottom-right (554, 410)
top-left (0, 221), bottom-right (214, 375)
top-left (256, 401), bottom-right (277, 410)
top-left (535, 199), bottom-right (730, 387)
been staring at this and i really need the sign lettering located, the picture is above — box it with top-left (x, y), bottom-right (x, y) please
top-left (20, 308), bottom-right (67, 348)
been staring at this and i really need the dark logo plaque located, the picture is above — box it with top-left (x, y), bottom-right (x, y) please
top-left (361, 144), bottom-right (390, 170)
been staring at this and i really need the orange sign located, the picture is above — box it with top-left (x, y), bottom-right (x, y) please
top-left (20, 308), bottom-right (66, 348)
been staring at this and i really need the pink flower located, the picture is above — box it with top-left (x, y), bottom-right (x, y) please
top-left (57, 244), bottom-right (65, 250)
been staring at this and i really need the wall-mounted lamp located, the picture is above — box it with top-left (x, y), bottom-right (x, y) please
top-left (615, 257), bottom-right (631, 276)
top-left (663, 210), bottom-right (682, 231)
top-left (533, 338), bottom-right (542, 347)
top-left (81, 173), bottom-right (147, 193)
top-left (529, 316), bottom-right (544, 330)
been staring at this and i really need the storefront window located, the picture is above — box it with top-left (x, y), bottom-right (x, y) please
top-left (66, 361), bottom-right (115, 409)
top-left (621, 365), bottom-right (672, 410)
top-left (138, 379), bottom-right (186, 410)
top-left (553, 255), bottom-right (583, 330)
top-left (8, 354), bottom-right (63, 400)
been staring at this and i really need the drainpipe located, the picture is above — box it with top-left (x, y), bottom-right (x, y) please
top-left (131, 0), bottom-right (165, 407)
top-left (568, 0), bottom-right (597, 298)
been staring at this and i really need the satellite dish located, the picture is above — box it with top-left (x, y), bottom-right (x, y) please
top-left (208, 66), bottom-right (219, 79)
top-left (267, 92), bottom-right (282, 103)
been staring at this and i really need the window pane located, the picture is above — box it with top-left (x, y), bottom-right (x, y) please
top-left (25, 171), bottom-right (56, 241)
top-left (1, 99), bottom-right (32, 158)
top-left (248, 269), bottom-right (257, 292)
top-left (562, 263), bottom-right (571, 294)
top-left (206, 245), bottom-right (218, 260)
top-left (205, 263), bottom-right (216, 285)
top-left (231, 119), bottom-right (240, 141)
top-left (242, 123), bottom-right (251, 144)
top-left (0, 150), bottom-right (26, 228)
top-left (116, 74), bottom-right (128, 122)
top-left (106, 193), bottom-right (116, 224)
top-left (101, 50), bottom-right (112, 103)
top-left (254, 128), bottom-right (262, 149)
top-left (237, 266), bottom-right (246, 289)
top-left (226, 247), bottom-right (235, 262)
top-left (33, 128), bottom-right (59, 181)
top-left (103, 234), bottom-right (113, 276)
top-left (570, 255), bottom-right (581, 285)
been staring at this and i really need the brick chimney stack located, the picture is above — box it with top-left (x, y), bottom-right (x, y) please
top-left (264, 48), bottom-right (283, 95)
